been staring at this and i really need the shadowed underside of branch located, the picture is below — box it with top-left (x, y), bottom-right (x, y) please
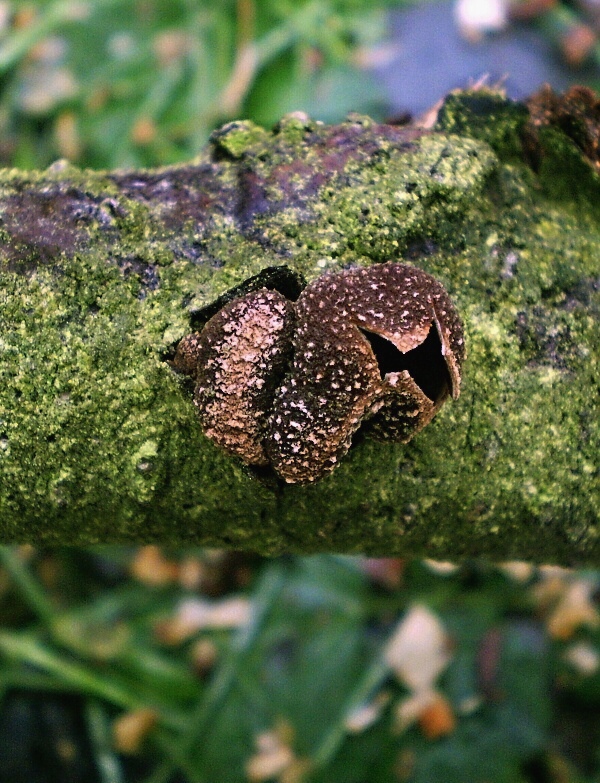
top-left (0, 90), bottom-right (599, 563)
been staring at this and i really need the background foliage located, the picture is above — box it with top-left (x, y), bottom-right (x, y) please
top-left (0, 0), bottom-right (400, 169)
top-left (1, 548), bottom-right (600, 783)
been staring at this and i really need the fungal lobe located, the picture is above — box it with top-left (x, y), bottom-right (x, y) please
top-left (266, 264), bottom-right (464, 483)
top-left (174, 262), bottom-right (464, 484)
top-left (174, 288), bottom-right (294, 466)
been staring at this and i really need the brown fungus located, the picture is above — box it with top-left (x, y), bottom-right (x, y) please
top-left (173, 288), bottom-right (295, 466)
top-left (266, 263), bottom-right (464, 483)
top-left (174, 263), bottom-right (464, 484)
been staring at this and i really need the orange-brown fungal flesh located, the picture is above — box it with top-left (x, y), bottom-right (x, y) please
top-left (176, 288), bottom-right (294, 466)
top-left (176, 263), bottom-right (464, 483)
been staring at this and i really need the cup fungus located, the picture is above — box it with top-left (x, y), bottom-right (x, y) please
top-left (173, 263), bottom-right (464, 484)
top-left (174, 289), bottom-right (295, 467)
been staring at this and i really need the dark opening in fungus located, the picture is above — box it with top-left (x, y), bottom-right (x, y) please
top-left (173, 262), bottom-right (465, 484)
top-left (358, 325), bottom-right (452, 402)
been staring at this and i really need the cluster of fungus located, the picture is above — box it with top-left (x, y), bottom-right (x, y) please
top-left (173, 263), bottom-right (464, 484)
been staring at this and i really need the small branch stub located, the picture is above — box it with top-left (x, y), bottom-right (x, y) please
top-left (173, 263), bottom-right (465, 484)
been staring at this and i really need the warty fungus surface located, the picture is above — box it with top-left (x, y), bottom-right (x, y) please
top-left (174, 262), bottom-right (465, 484)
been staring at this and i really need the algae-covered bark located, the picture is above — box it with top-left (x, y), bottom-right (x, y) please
top-left (0, 93), bottom-right (598, 562)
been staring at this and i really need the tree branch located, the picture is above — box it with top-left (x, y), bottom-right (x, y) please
top-left (0, 92), bottom-right (598, 563)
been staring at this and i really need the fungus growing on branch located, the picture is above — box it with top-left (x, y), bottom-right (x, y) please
top-left (173, 263), bottom-right (465, 484)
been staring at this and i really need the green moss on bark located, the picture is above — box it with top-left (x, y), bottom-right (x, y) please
top-left (0, 96), bottom-right (598, 561)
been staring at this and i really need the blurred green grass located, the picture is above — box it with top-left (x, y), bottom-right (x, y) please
top-left (1, 1), bottom-right (600, 171)
top-left (0, 0), bottom-right (409, 169)
top-left (1, 548), bottom-right (600, 782)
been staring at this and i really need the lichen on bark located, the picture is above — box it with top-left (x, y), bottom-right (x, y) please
top-left (0, 91), bottom-right (598, 562)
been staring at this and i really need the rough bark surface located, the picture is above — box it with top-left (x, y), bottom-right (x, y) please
top-left (0, 91), bottom-right (598, 562)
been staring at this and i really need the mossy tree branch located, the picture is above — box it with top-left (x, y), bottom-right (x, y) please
top-left (0, 91), bottom-right (598, 562)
